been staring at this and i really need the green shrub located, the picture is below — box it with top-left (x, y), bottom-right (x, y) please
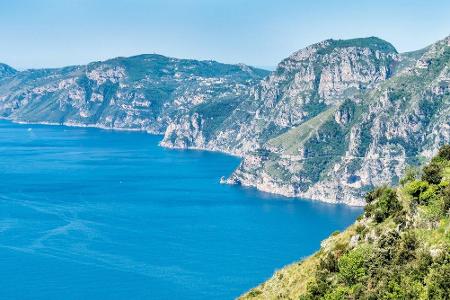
top-left (355, 224), bottom-right (365, 235)
top-left (365, 187), bottom-right (402, 222)
top-left (419, 185), bottom-right (438, 204)
top-left (394, 232), bottom-right (417, 263)
top-left (323, 286), bottom-right (350, 300)
top-left (437, 144), bottom-right (450, 161)
top-left (441, 184), bottom-right (450, 213)
top-left (405, 180), bottom-right (430, 203)
top-left (393, 210), bottom-right (407, 226)
top-left (365, 186), bottom-right (387, 204)
top-left (319, 252), bottom-right (338, 273)
top-left (425, 252), bottom-right (450, 299)
top-left (338, 247), bottom-right (370, 285)
top-left (247, 289), bottom-right (262, 297)
top-left (422, 162), bottom-right (443, 184)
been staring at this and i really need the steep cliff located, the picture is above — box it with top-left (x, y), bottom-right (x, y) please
top-left (161, 37), bottom-right (399, 156)
top-left (160, 36), bottom-right (450, 205)
top-left (228, 35), bottom-right (450, 205)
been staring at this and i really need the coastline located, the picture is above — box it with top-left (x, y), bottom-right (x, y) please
top-left (0, 116), bottom-right (365, 207)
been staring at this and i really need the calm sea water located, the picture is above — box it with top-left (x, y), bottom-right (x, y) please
top-left (0, 120), bottom-right (362, 299)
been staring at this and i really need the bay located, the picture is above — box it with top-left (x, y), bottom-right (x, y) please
top-left (0, 120), bottom-right (362, 299)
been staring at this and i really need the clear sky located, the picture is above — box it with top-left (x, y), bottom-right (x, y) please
top-left (1, 0), bottom-right (450, 69)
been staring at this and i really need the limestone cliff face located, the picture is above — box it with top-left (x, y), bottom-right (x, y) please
top-left (227, 36), bottom-right (450, 205)
top-left (162, 36), bottom-right (450, 206)
top-left (161, 38), bottom-right (399, 155)
top-left (0, 55), bottom-right (268, 133)
top-left (1, 36), bottom-right (449, 206)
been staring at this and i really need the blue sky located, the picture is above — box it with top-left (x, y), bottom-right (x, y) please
top-left (1, 0), bottom-right (450, 69)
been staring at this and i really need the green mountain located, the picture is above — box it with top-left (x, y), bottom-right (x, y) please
top-left (0, 36), bottom-right (449, 206)
top-left (241, 145), bottom-right (450, 299)
top-left (162, 35), bottom-right (450, 206)
top-left (0, 55), bottom-right (269, 133)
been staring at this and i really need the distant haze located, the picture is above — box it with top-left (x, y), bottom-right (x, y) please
top-left (1, 0), bottom-right (450, 69)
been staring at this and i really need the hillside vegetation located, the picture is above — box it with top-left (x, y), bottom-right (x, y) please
top-left (241, 145), bottom-right (450, 299)
top-left (163, 35), bottom-right (450, 206)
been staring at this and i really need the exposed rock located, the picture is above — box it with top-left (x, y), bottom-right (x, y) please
top-left (162, 36), bottom-right (450, 206)
top-left (2, 36), bottom-right (450, 206)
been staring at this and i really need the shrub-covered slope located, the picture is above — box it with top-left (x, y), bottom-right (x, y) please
top-left (0, 55), bottom-right (268, 133)
top-left (241, 145), bottom-right (450, 299)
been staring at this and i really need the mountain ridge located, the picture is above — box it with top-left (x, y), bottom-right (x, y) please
top-left (0, 54), bottom-right (269, 134)
top-left (1, 35), bottom-right (449, 206)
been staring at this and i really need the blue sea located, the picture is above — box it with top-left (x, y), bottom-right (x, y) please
top-left (0, 120), bottom-right (362, 299)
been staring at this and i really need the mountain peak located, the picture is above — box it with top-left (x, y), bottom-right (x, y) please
top-left (285, 36), bottom-right (397, 65)
top-left (0, 63), bottom-right (17, 77)
top-left (327, 36), bottom-right (398, 53)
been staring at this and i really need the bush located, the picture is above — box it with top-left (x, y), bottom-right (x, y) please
top-left (422, 162), bottom-right (443, 184)
top-left (365, 186), bottom-right (387, 204)
top-left (376, 231), bottom-right (401, 263)
top-left (323, 286), bottom-right (350, 300)
top-left (394, 232), bottom-right (417, 263)
top-left (338, 247), bottom-right (370, 285)
top-left (425, 252), bottom-right (450, 299)
top-left (441, 184), bottom-right (450, 213)
top-left (406, 180), bottom-right (430, 203)
top-left (320, 252), bottom-right (338, 273)
top-left (365, 187), bottom-right (402, 223)
top-left (437, 144), bottom-right (450, 161)
top-left (419, 185), bottom-right (438, 204)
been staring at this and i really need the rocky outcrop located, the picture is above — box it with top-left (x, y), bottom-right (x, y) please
top-left (162, 36), bottom-right (450, 206)
top-left (162, 37), bottom-right (399, 155)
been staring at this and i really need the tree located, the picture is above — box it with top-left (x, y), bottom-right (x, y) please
top-left (338, 247), bottom-right (370, 285)
top-left (422, 162), bottom-right (443, 184)
top-left (437, 144), bottom-right (450, 161)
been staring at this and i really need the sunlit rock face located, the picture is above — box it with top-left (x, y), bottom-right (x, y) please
top-left (162, 36), bottom-right (450, 205)
top-left (2, 36), bottom-right (450, 206)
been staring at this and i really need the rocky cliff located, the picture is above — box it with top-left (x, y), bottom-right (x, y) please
top-left (162, 36), bottom-right (450, 206)
top-left (1, 36), bottom-right (449, 206)
top-left (161, 37), bottom-right (399, 155)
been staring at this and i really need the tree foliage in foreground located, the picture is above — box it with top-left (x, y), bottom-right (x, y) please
top-left (298, 145), bottom-right (450, 300)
